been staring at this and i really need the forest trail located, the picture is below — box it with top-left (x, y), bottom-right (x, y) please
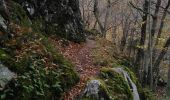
top-left (50, 37), bottom-right (100, 100)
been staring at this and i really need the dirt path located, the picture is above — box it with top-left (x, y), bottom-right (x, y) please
top-left (63, 40), bottom-right (99, 100)
top-left (50, 38), bottom-right (99, 100)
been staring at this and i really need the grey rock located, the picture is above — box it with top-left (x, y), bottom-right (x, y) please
top-left (0, 62), bottom-right (16, 90)
top-left (16, 0), bottom-right (85, 42)
top-left (78, 79), bottom-right (110, 100)
top-left (84, 80), bottom-right (101, 97)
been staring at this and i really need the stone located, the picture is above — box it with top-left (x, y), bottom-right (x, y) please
top-left (0, 62), bottom-right (16, 90)
top-left (78, 79), bottom-right (110, 100)
top-left (14, 0), bottom-right (86, 42)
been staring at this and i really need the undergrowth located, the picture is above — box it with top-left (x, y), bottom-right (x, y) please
top-left (0, 1), bottom-right (79, 99)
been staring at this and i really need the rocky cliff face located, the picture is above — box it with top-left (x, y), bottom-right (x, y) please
top-left (1, 0), bottom-right (85, 42)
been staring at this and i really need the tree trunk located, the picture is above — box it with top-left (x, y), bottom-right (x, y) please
top-left (152, 0), bottom-right (170, 89)
top-left (167, 59), bottom-right (170, 98)
top-left (153, 0), bottom-right (170, 62)
top-left (120, 19), bottom-right (131, 52)
top-left (93, 0), bottom-right (105, 36)
top-left (135, 0), bottom-right (148, 83)
top-left (93, 0), bottom-right (111, 38)
top-left (151, 0), bottom-right (161, 38)
top-left (154, 37), bottom-right (170, 88)
top-left (103, 0), bottom-right (111, 38)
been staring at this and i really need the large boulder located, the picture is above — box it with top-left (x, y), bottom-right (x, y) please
top-left (13, 0), bottom-right (86, 42)
top-left (79, 67), bottom-right (137, 100)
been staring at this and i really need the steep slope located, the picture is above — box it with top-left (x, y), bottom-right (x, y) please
top-left (0, 0), bottom-right (82, 99)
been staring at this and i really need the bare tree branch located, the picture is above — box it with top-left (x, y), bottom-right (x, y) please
top-left (129, 1), bottom-right (154, 17)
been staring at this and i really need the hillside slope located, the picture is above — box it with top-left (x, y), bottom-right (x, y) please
top-left (0, 0), bottom-right (152, 100)
top-left (0, 0), bottom-right (83, 99)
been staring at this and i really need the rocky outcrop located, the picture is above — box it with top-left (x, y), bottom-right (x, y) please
top-left (12, 0), bottom-right (86, 42)
top-left (0, 0), bottom-right (85, 42)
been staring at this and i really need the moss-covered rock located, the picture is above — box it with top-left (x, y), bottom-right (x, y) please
top-left (99, 67), bottom-right (133, 100)
top-left (78, 79), bottom-right (111, 100)
top-left (0, 1), bottom-right (80, 98)
top-left (112, 65), bottom-right (138, 85)
top-left (79, 67), bottom-right (139, 100)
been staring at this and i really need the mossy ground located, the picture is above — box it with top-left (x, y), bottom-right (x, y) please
top-left (0, 27), bottom-right (79, 99)
top-left (0, 1), bottom-right (79, 99)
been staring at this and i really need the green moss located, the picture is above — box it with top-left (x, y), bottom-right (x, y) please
top-left (1, 1), bottom-right (81, 99)
top-left (123, 67), bottom-right (138, 85)
top-left (0, 49), bottom-right (9, 61)
top-left (99, 67), bottom-right (133, 100)
top-left (31, 19), bottom-right (45, 33)
top-left (0, 49), bottom-right (15, 71)
top-left (82, 69), bottom-right (135, 100)
top-left (112, 64), bottom-right (148, 99)
top-left (112, 64), bottom-right (138, 85)
top-left (41, 37), bottom-right (79, 96)
top-left (115, 56), bottom-right (132, 67)
top-left (0, 31), bottom-right (79, 100)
